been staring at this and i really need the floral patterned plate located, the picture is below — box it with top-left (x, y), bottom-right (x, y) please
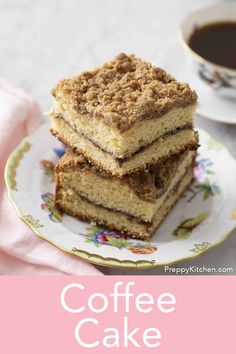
top-left (4, 123), bottom-right (236, 269)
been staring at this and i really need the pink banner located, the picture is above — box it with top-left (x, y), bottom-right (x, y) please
top-left (0, 276), bottom-right (235, 353)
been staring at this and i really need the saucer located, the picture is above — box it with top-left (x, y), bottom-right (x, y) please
top-left (158, 40), bottom-right (236, 124)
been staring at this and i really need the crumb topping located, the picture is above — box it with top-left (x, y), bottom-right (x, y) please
top-left (52, 53), bottom-right (197, 131)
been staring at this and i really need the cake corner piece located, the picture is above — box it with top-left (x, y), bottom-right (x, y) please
top-left (50, 53), bottom-right (197, 165)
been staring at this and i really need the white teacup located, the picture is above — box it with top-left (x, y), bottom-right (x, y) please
top-left (179, 4), bottom-right (236, 99)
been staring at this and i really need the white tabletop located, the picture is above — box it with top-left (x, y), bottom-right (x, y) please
top-left (1, 0), bottom-right (236, 275)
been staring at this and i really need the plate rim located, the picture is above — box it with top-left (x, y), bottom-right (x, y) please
top-left (4, 123), bottom-right (236, 269)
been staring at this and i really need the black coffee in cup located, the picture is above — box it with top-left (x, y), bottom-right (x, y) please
top-left (188, 22), bottom-right (236, 70)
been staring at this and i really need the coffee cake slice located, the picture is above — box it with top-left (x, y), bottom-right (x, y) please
top-left (55, 166), bottom-right (193, 241)
top-left (55, 150), bottom-right (195, 223)
top-left (50, 53), bottom-right (197, 163)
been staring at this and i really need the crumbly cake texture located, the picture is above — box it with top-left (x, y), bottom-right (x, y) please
top-left (55, 150), bottom-right (195, 223)
top-left (51, 114), bottom-right (198, 176)
top-left (55, 168), bottom-right (194, 240)
top-left (50, 54), bottom-right (197, 159)
top-left (51, 54), bottom-right (199, 239)
top-left (52, 53), bottom-right (197, 131)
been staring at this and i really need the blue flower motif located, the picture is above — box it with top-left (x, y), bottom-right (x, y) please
top-left (53, 145), bottom-right (66, 158)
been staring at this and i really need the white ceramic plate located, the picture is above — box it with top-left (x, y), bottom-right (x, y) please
top-left (158, 40), bottom-right (236, 124)
top-left (5, 123), bottom-right (236, 269)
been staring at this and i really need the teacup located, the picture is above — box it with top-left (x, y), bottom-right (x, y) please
top-left (179, 4), bottom-right (236, 99)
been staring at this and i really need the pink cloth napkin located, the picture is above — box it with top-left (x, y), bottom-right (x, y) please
top-left (0, 81), bottom-right (101, 275)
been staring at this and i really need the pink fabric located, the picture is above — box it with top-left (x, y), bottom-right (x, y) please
top-left (0, 81), bottom-right (101, 275)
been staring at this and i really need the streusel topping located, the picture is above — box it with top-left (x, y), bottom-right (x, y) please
top-left (52, 53), bottom-right (197, 131)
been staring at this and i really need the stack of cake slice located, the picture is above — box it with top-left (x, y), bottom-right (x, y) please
top-left (50, 53), bottom-right (198, 240)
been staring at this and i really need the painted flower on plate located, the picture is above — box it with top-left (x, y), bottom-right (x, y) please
top-left (128, 245), bottom-right (157, 254)
top-left (173, 211), bottom-right (211, 240)
top-left (84, 226), bottom-right (158, 254)
top-left (190, 242), bottom-right (212, 254)
top-left (41, 192), bottom-right (63, 222)
top-left (194, 157), bottom-right (214, 180)
top-left (23, 215), bottom-right (43, 228)
top-left (85, 226), bottom-right (132, 248)
top-left (54, 146), bottom-right (66, 158)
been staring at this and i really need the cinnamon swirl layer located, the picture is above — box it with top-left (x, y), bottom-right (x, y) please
top-left (55, 167), bottom-right (193, 240)
top-left (51, 114), bottom-right (198, 177)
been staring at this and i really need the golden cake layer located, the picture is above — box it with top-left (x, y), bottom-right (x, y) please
top-left (51, 113), bottom-right (198, 176)
top-left (55, 151), bottom-right (194, 240)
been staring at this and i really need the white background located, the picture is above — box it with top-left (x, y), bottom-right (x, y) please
top-left (1, 0), bottom-right (236, 274)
